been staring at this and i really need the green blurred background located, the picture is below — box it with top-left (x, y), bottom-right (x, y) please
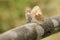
top-left (0, 0), bottom-right (60, 33)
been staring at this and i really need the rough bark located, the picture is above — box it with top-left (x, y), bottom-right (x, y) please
top-left (0, 16), bottom-right (60, 40)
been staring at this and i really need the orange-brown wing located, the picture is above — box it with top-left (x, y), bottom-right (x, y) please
top-left (35, 14), bottom-right (44, 21)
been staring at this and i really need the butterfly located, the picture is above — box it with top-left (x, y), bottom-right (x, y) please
top-left (25, 6), bottom-right (44, 23)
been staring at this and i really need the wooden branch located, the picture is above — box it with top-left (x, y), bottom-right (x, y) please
top-left (0, 16), bottom-right (60, 40)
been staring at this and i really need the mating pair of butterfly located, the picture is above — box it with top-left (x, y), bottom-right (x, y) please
top-left (25, 6), bottom-right (44, 23)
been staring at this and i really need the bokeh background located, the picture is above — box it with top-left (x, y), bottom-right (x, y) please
top-left (0, 0), bottom-right (60, 40)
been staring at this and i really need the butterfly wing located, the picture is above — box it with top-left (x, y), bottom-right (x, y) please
top-left (31, 6), bottom-right (44, 21)
top-left (25, 7), bottom-right (32, 23)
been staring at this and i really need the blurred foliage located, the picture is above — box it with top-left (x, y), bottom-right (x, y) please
top-left (0, 0), bottom-right (60, 33)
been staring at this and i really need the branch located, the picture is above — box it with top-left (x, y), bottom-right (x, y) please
top-left (0, 16), bottom-right (60, 40)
